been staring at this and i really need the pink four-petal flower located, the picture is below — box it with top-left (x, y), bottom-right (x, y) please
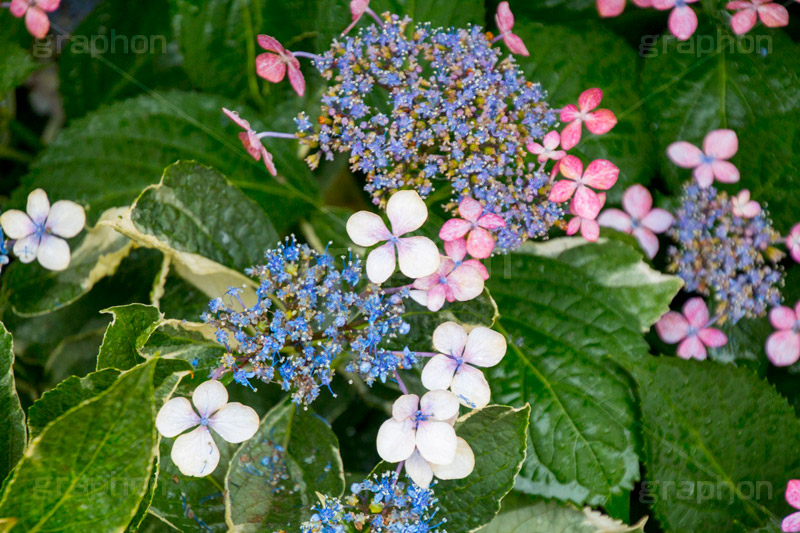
top-left (495, 2), bottom-right (529, 56)
top-left (766, 302), bottom-right (800, 367)
top-left (222, 108), bottom-right (277, 176)
top-left (410, 255), bottom-right (485, 312)
top-left (444, 239), bottom-right (489, 280)
top-left (9, 0), bottom-right (59, 39)
top-left (559, 88), bottom-right (618, 150)
top-left (255, 35), bottom-right (305, 97)
top-left (667, 129), bottom-right (740, 188)
top-left (727, 0), bottom-right (789, 35)
top-left (730, 189), bottom-right (761, 218)
top-left (527, 131), bottom-right (566, 163)
top-left (439, 198), bottom-right (505, 259)
top-left (597, 184), bottom-right (674, 258)
top-left (652, 0), bottom-right (700, 41)
top-left (787, 223), bottom-right (800, 264)
top-left (655, 297), bottom-right (728, 360)
top-left (783, 480), bottom-right (800, 532)
top-left (567, 193), bottom-right (605, 242)
top-left (596, 0), bottom-right (652, 17)
top-left (549, 155), bottom-right (619, 219)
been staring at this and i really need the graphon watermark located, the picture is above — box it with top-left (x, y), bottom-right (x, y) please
top-left (32, 30), bottom-right (167, 59)
top-left (639, 28), bottom-right (772, 58)
top-left (639, 479), bottom-right (774, 505)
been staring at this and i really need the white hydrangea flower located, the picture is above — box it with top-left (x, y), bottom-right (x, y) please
top-left (156, 380), bottom-right (259, 477)
top-left (405, 436), bottom-right (475, 489)
top-left (346, 190), bottom-right (440, 284)
top-left (421, 322), bottom-right (507, 409)
top-left (0, 188), bottom-right (85, 271)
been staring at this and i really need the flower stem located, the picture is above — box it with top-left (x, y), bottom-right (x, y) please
top-left (394, 370), bottom-right (408, 395)
top-left (490, 34), bottom-right (503, 44)
top-left (257, 131), bottom-right (296, 140)
top-left (293, 51), bottom-right (322, 62)
top-left (365, 7), bottom-right (385, 27)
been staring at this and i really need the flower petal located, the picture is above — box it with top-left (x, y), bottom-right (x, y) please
top-left (667, 141), bottom-right (703, 168)
top-left (466, 227), bottom-right (495, 259)
top-left (477, 213), bottom-right (505, 230)
top-left (396, 236), bottom-right (440, 279)
top-left (495, 1), bottom-right (514, 32)
top-left (782, 511), bottom-right (800, 533)
top-left (597, 0), bottom-right (626, 17)
top-left (566, 217), bottom-right (582, 236)
top-left (222, 107), bottom-right (251, 130)
top-left (703, 129), bottom-right (738, 160)
top-left (730, 8), bottom-right (757, 34)
top-left (416, 420), bottom-right (457, 465)
top-left (463, 327), bottom-right (507, 367)
top-left (597, 209), bottom-right (633, 233)
top-left (386, 189), bottom-right (428, 236)
top-left (171, 426), bottom-right (220, 477)
top-left (439, 218), bottom-right (472, 241)
top-left (787, 479), bottom-right (800, 509)
top-left (641, 208), bottom-right (674, 233)
top-left (433, 321), bottom-right (468, 357)
top-left (677, 335), bottom-right (707, 360)
top-left (503, 32), bottom-right (529, 56)
top-left (431, 437), bottom-right (474, 480)
top-left (376, 418), bottom-right (416, 462)
top-left (444, 238), bottom-right (467, 263)
top-left (655, 311), bottom-right (689, 344)
top-left (421, 389), bottom-right (460, 420)
top-left (0, 210), bottom-right (35, 239)
top-left (463, 259), bottom-right (489, 280)
top-left (549, 180), bottom-right (579, 203)
top-left (622, 184), bottom-right (653, 220)
top-left (405, 449), bottom-right (434, 488)
top-left (392, 394), bottom-right (420, 421)
top-left (257, 35), bottom-right (285, 54)
top-left (584, 109), bottom-right (617, 135)
top-left (287, 64), bottom-right (306, 97)
top-left (693, 164), bottom-right (715, 188)
top-left (209, 402), bottom-right (260, 443)
top-left (572, 186), bottom-right (601, 219)
top-left (346, 211), bottom-right (391, 246)
top-left (683, 297), bottom-right (710, 328)
top-left (425, 284), bottom-right (447, 312)
top-left (38, 0), bottom-right (60, 13)
top-left (447, 264), bottom-right (485, 302)
top-left (25, 6), bottom-right (50, 39)
top-left (46, 200), bottom-right (85, 239)
top-left (37, 235), bottom-right (71, 271)
top-left (9, 0), bottom-right (27, 18)
top-left (766, 331), bottom-right (800, 367)
top-left (527, 141), bottom-right (544, 155)
top-left (633, 227), bottom-right (660, 259)
top-left (759, 2), bottom-right (789, 27)
top-left (543, 130), bottom-right (561, 150)
top-left (770, 306), bottom-right (797, 330)
top-left (578, 88), bottom-right (603, 112)
top-left (192, 380), bottom-right (228, 419)
top-left (559, 120), bottom-right (583, 150)
top-left (156, 397), bottom-right (200, 438)
top-left (421, 354), bottom-right (458, 391)
top-left (451, 364), bottom-right (491, 409)
top-left (366, 242), bottom-right (397, 284)
top-left (458, 197), bottom-right (483, 223)
top-left (582, 159), bottom-right (619, 190)
top-left (580, 219), bottom-right (600, 241)
top-left (669, 5), bottom-right (698, 40)
top-left (13, 235), bottom-right (39, 264)
top-left (27, 188), bottom-right (50, 225)
top-left (255, 52), bottom-right (287, 83)
top-left (698, 327), bottom-right (727, 348)
top-left (711, 160), bottom-right (740, 184)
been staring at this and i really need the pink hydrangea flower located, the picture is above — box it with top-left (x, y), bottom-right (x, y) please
top-left (439, 198), bottom-right (505, 259)
top-left (410, 255), bottom-right (484, 312)
top-left (783, 480), bottom-right (800, 532)
top-left (444, 239), bottom-right (489, 280)
top-left (596, 0), bottom-right (652, 17)
top-left (549, 155), bottom-right (619, 219)
top-left (652, 0), bottom-right (700, 41)
top-left (597, 185), bottom-right (674, 258)
top-left (559, 88), bottom-right (617, 150)
top-left (730, 189), bottom-right (761, 218)
top-left (9, 0), bottom-right (59, 39)
top-left (255, 35), bottom-right (305, 97)
top-left (765, 302), bottom-right (800, 367)
top-left (666, 129), bottom-right (740, 188)
top-left (727, 0), bottom-right (789, 35)
top-left (495, 2), bottom-right (529, 56)
top-left (655, 297), bottom-right (728, 360)
top-left (222, 108), bottom-right (277, 176)
top-left (787, 223), bottom-right (800, 264)
top-left (526, 131), bottom-right (566, 163)
top-left (567, 193), bottom-right (605, 242)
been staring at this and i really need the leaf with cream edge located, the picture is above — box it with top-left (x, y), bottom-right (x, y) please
top-left (96, 304), bottom-right (163, 371)
top-left (486, 252), bottom-right (646, 506)
top-left (0, 360), bottom-right (158, 532)
top-left (225, 398), bottom-right (345, 532)
top-left (519, 236), bottom-right (683, 330)
top-left (0, 323), bottom-right (25, 484)
top-left (479, 500), bottom-right (647, 532)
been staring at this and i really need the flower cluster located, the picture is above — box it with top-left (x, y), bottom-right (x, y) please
top-left (666, 183), bottom-right (783, 325)
top-left (300, 471), bottom-right (444, 532)
top-left (202, 236), bottom-right (415, 405)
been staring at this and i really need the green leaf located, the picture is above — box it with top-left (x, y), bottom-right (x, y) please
top-left (641, 27), bottom-right (800, 192)
top-left (154, 269), bottom-right (212, 321)
top-left (520, 237), bottom-right (683, 330)
top-left (97, 304), bottom-right (163, 371)
top-left (479, 501), bottom-right (646, 532)
top-left (0, 323), bottom-right (25, 484)
top-left (0, 42), bottom-right (41, 94)
top-left (225, 398), bottom-right (345, 531)
top-left (3, 207), bottom-right (134, 317)
top-left (12, 91), bottom-right (318, 229)
top-left (131, 161), bottom-right (278, 271)
top-left (141, 321), bottom-right (225, 372)
top-left (437, 405), bottom-right (530, 532)
top-left (634, 358), bottom-right (800, 531)
top-left (514, 21), bottom-right (656, 202)
top-left (0, 361), bottom-right (158, 532)
top-left (58, 0), bottom-right (187, 118)
top-left (486, 253), bottom-right (646, 506)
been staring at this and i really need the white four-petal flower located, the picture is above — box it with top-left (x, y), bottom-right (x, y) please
top-left (346, 190), bottom-right (440, 284)
top-left (156, 380), bottom-right (259, 477)
top-left (0, 188), bottom-right (85, 271)
top-left (421, 322), bottom-right (507, 409)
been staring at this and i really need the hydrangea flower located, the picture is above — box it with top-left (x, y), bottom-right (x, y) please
top-left (410, 254), bottom-right (485, 312)
top-left (494, 1), bottom-right (529, 56)
top-left (730, 189), bottom-right (761, 218)
top-left (655, 297), bottom-right (728, 360)
top-left (598, 184), bottom-right (674, 258)
top-left (156, 380), bottom-right (259, 477)
top-left (406, 436), bottom-right (474, 489)
top-left (783, 480), bottom-right (800, 533)
top-left (439, 197), bottom-right (506, 259)
top-left (787, 223), bottom-right (800, 264)
top-left (0, 188), bottom-right (85, 271)
top-left (596, 0), bottom-right (652, 17)
top-left (222, 108), bottom-right (277, 175)
top-left (346, 190), bottom-right (440, 284)
top-left (667, 129), bottom-right (740, 188)
top-left (765, 302), bottom-right (800, 367)
top-left (652, 0), bottom-right (700, 41)
top-left (549, 155), bottom-right (619, 219)
top-left (8, 0), bottom-right (59, 39)
top-left (567, 192), bottom-right (605, 242)
top-left (421, 322), bottom-right (507, 409)
top-left (559, 88), bottom-right (617, 150)
top-left (255, 35), bottom-right (305, 97)
top-left (727, 0), bottom-right (789, 34)
top-left (526, 130), bottom-right (566, 163)
top-left (444, 238), bottom-right (489, 280)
